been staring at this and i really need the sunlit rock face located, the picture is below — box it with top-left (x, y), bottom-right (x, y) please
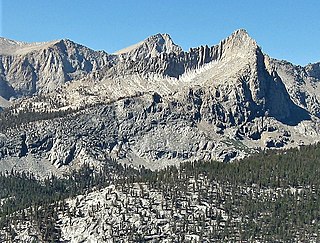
top-left (0, 29), bottom-right (320, 175)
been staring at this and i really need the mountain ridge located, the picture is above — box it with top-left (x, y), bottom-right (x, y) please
top-left (0, 29), bottom-right (320, 176)
top-left (2, 30), bottom-right (318, 67)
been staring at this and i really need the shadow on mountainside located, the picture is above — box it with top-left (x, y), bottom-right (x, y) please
top-left (265, 71), bottom-right (311, 126)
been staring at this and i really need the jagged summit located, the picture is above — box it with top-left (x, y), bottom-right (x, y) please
top-left (0, 29), bottom-right (258, 62)
top-left (115, 33), bottom-right (182, 59)
top-left (224, 29), bottom-right (255, 43)
top-left (213, 29), bottom-right (258, 61)
top-left (229, 28), bottom-right (257, 45)
top-left (109, 29), bottom-right (261, 79)
top-left (115, 29), bottom-right (255, 55)
top-left (146, 33), bottom-right (182, 55)
top-left (231, 28), bottom-right (250, 37)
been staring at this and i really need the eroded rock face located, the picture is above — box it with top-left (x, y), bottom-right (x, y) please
top-left (0, 90), bottom-right (318, 174)
top-left (0, 30), bottom-right (257, 96)
top-left (0, 29), bottom-right (320, 174)
top-left (109, 29), bottom-right (259, 79)
top-left (0, 38), bottom-right (110, 96)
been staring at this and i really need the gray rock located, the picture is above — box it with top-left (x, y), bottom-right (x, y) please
top-left (0, 29), bottom-right (320, 175)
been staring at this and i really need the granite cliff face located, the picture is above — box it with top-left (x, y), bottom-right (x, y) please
top-left (0, 30), bottom-right (260, 95)
top-left (0, 30), bottom-right (320, 175)
top-left (0, 38), bottom-right (110, 96)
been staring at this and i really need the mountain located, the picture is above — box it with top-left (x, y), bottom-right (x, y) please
top-left (0, 37), bottom-right (110, 96)
top-left (0, 30), bottom-right (320, 176)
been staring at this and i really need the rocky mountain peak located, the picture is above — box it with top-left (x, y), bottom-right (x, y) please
top-left (144, 33), bottom-right (180, 54)
top-left (226, 29), bottom-right (256, 45)
top-left (115, 33), bottom-right (182, 59)
top-left (0, 36), bottom-right (110, 96)
top-left (230, 28), bottom-right (250, 38)
top-left (48, 38), bottom-right (104, 57)
top-left (216, 29), bottom-right (259, 61)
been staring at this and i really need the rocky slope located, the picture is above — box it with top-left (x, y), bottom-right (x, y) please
top-left (0, 29), bottom-right (320, 175)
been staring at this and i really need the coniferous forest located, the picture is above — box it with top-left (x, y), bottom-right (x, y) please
top-left (1, 143), bottom-right (320, 242)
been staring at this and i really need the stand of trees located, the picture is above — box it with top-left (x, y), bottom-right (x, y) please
top-left (1, 143), bottom-right (320, 241)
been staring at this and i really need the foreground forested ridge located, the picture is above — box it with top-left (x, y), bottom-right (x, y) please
top-left (1, 144), bottom-right (320, 242)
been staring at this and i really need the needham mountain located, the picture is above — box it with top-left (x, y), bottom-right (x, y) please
top-left (0, 29), bottom-right (320, 176)
top-left (2, 30), bottom-right (320, 242)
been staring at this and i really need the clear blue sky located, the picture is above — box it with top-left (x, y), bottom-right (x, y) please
top-left (1, 0), bottom-right (319, 65)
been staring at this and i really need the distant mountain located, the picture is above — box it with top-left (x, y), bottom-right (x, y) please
top-left (0, 30), bottom-right (320, 176)
top-left (0, 37), bottom-right (110, 96)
